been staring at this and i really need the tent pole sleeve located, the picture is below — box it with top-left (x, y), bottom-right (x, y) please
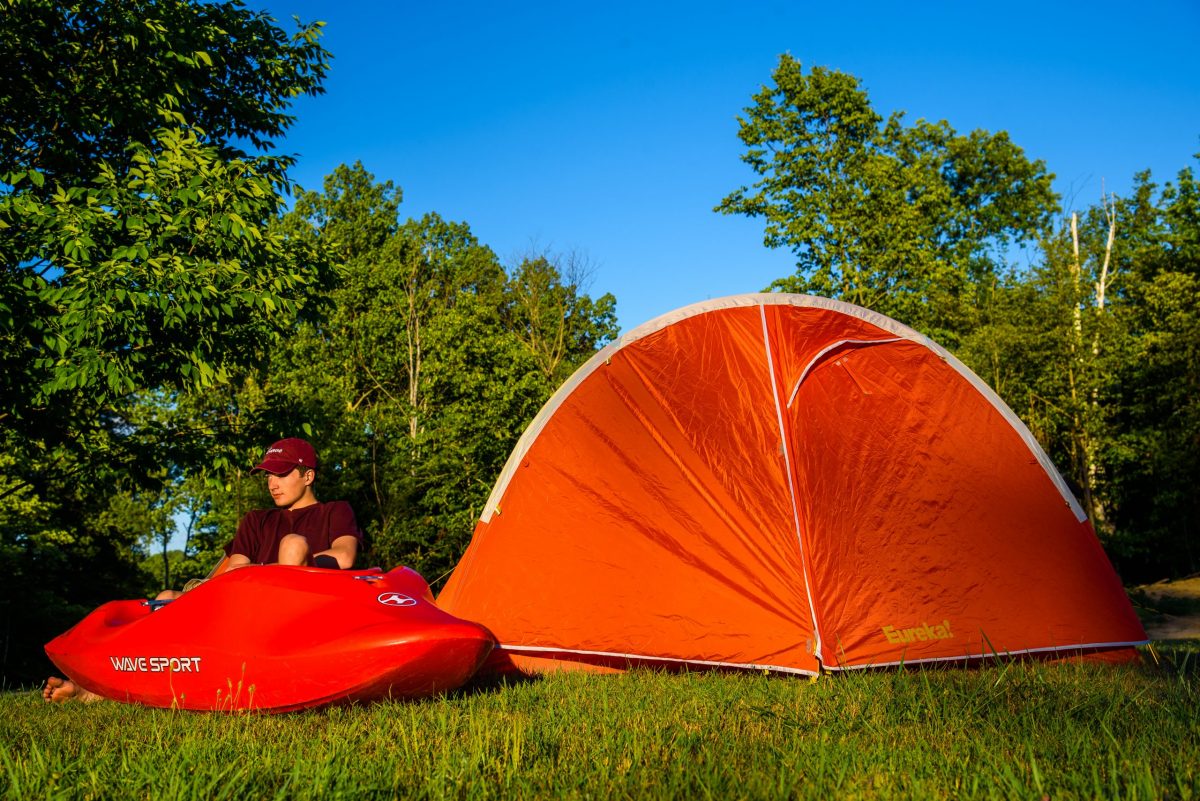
top-left (760, 303), bottom-right (826, 666)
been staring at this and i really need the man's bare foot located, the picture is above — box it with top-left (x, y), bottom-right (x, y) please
top-left (42, 676), bottom-right (102, 703)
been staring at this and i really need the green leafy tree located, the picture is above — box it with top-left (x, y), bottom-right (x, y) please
top-left (1, 0), bottom-right (331, 427)
top-left (505, 249), bottom-right (618, 384)
top-left (2, 129), bottom-right (330, 404)
top-left (0, 0), bottom-right (330, 685)
top-left (1100, 164), bottom-right (1200, 577)
top-left (271, 203), bottom-right (524, 577)
top-left (0, 0), bottom-right (328, 182)
top-left (956, 161), bottom-right (1200, 581)
top-left (206, 165), bottom-right (620, 582)
top-left (717, 54), bottom-right (1057, 344)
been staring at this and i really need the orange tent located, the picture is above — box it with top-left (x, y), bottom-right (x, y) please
top-left (439, 295), bottom-right (1146, 676)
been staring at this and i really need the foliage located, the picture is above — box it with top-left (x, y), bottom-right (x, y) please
top-left (3, 657), bottom-right (1199, 798)
top-left (270, 167), bottom-right (617, 580)
top-left (721, 55), bottom-right (1197, 582)
top-left (0, 0), bottom-right (328, 182)
top-left (0, 0), bottom-right (331, 685)
top-left (954, 162), bottom-right (1199, 579)
top-left (172, 163), bottom-right (618, 585)
top-left (0, 0), bottom-right (332, 425)
top-left (504, 250), bottom-right (618, 384)
top-left (1102, 168), bottom-right (1200, 577)
top-left (717, 54), bottom-right (1057, 345)
top-left (2, 129), bottom-right (329, 404)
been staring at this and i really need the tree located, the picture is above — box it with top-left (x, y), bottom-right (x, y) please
top-left (1101, 164), bottom-right (1200, 578)
top-left (0, 0), bottom-right (331, 685)
top-left (504, 249), bottom-right (618, 385)
top-left (268, 201), bottom-right (525, 577)
top-left (955, 161), bottom-right (1200, 581)
top-left (0, 0), bottom-right (328, 183)
top-left (717, 55), bottom-right (1057, 344)
top-left (1, 0), bottom-right (331, 419)
top-left (214, 165), bottom-right (621, 582)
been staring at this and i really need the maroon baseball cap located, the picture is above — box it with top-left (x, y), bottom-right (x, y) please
top-left (252, 438), bottom-right (319, 475)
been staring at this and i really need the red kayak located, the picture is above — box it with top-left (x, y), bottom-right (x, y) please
top-left (45, 565), bottom-right (494, 712)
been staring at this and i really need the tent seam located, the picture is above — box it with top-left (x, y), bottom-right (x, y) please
top-left (759, 303), bottom-right (825, 668)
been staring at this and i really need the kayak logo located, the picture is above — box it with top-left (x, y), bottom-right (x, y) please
top-left (882, 619), bottom-right (954, 644)
top-left (109, 655), bottom-right (202, 673)
top-left (377, 592), bottom-right (417, 607)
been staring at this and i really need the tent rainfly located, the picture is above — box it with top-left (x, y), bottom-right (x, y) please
top-left (438, 294), bottom-right (1147, 676)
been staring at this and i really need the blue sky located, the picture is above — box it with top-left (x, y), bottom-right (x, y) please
top-left (260, 0), bottom-right (1200, 333)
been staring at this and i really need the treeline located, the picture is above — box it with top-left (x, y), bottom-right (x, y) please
top-left (720, 56), bottom-right (1198, 583)
top-left (0, 6), bottom-right (1194, 686)
top-left (160, 164), bottom-right (618, 588)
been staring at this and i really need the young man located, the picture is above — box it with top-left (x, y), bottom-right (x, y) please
top-left (223, 437), bottom-right (361, 573)
top-left (43, 437), bottom-right (362, 703)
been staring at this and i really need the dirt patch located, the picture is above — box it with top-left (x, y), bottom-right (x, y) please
top-left (1130, 576), bottom-right (1200, 640)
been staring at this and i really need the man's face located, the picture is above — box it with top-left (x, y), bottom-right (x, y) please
top-left (267, 467), bottom-right (312, 509)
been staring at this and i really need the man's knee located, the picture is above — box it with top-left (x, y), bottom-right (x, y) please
top-left (277, 533), bottom-right (310, 565)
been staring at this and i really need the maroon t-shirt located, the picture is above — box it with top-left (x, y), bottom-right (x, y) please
top-left (224, 501), bottom-right (362, 565)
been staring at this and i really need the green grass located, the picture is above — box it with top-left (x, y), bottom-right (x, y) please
top-left (3, 646), bottom-right (1198, 800)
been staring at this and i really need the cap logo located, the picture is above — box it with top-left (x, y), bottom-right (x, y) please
top-left (255, 438), bottom-right (318, 472)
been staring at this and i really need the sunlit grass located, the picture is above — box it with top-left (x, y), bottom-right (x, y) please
top-left (3, 646), bottom-right (1197, 800)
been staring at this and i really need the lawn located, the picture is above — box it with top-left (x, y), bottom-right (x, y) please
top-left (2, 645), bottom-right (1197, 800)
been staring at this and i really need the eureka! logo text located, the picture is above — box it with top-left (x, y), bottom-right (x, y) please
top-left (881, 619), bottom-right (953, 644)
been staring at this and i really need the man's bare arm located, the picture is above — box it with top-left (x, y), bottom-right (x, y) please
top-left (224, 553), bottom-right (253, 571)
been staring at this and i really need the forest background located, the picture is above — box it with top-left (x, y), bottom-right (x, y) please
top-left (0, 0), bottom-right (1196, 686)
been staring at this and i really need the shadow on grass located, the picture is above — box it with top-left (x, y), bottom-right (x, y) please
top-left (1142, 640), bottom-right (1200, 678)
top-left (451, 667), bottom-right (544, 699)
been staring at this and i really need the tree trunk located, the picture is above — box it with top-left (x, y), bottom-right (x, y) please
top-left (1068, 213), bottom-right (1097, 526)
